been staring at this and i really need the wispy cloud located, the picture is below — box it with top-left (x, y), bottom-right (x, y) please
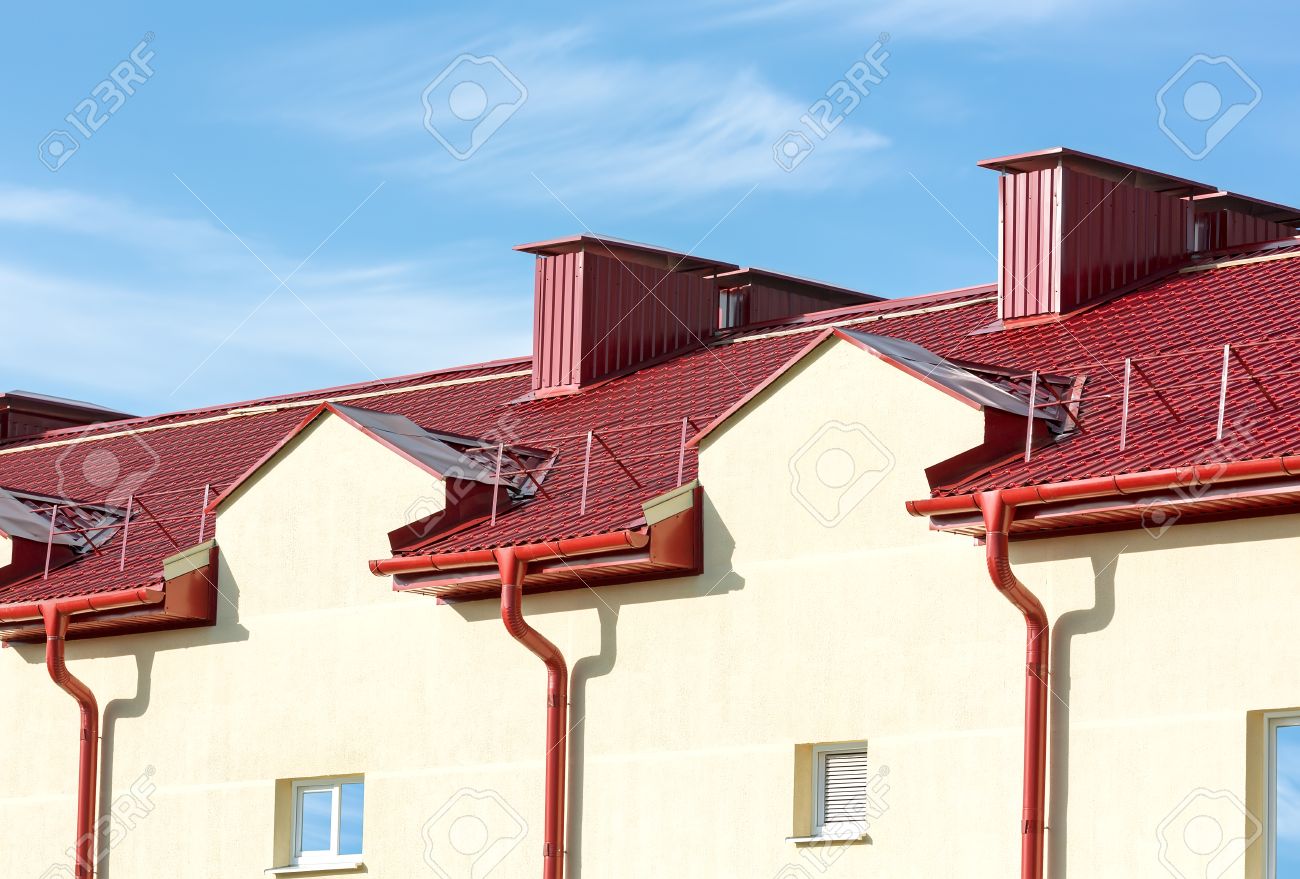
top-left (0, 185), bottom-right (247, 273)
top-left (240, 19), bottom-right (889, 208)
top-left (696, 0), bottom-right (1115, 37)
top-left (0, 188), bottom-right (530, 412)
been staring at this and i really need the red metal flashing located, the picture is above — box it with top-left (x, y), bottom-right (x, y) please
top-left (203, 402), bottom-right (333, 512)
top-left (687, 328), bottom-right (836, 447)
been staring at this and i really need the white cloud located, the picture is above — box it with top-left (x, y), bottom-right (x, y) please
top-left (696, 0), bottom-right (1111, 37)
top-left (0, 188), bottom-right (531, 413)
top-left (243, 21), bottom-right (890, 208)
top-left (0, 184), bottom-right (249, 274)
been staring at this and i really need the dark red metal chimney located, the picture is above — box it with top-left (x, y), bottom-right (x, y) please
top-left (515, 236), bottom-right (880, 397)
top-left (979, 148), bottom-right (1300, 324)
top-left (515, 235), bottom-right (736, 397)
top-left (0, 391), bottom-right (133, 441)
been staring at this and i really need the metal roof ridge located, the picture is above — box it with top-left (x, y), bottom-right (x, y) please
top-left (0, 356), bottom-right (534, 448)
top-left (1180, 244), bottom-right (1300, 275)
top-left (0, 368), bottom-right (532, 459)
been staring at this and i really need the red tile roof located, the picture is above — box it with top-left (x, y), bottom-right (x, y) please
top-left (0, 287), bottom-right (992, 604)
top-left (924, 244), bottom-right (1300, 497)
top-left (5, 238), bottom-right (1300, 605)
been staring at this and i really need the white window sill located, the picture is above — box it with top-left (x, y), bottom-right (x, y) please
top-left (265, 860), bottom-right (364, 875)
top-left (787, 831), bottom-right (870, 845)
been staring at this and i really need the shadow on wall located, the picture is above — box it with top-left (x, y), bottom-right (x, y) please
top-left (8, 570), bottom-right (250, 877)
top-left (1038, 513), bottom-right (1286, 876)
top-left (1047, 549), bottom-right (1120, 879)
top-left (445, 508), bottom-right (742, 878)
top-left (98, 648), bottom-right (154, 879)
top-left (568, 602), bottom-right (616, 878)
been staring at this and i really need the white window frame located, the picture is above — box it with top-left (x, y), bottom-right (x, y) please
top-left (1266, 713), bottom-right (1300, 879)
top-left (291, 776), bottom-right (364, 867)
top-left (812, 743), bottom-right (871, 840)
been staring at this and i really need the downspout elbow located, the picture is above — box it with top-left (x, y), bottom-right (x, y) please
top-left (496, 549), bottom-right (568, 683)
top-left (979, 492), bottom-right (1049, 642)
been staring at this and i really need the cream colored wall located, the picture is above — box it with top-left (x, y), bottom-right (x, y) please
top-left (0, 342), bottom-right (1295, 878)
top-left (0, 533), bottom-right (11, 569)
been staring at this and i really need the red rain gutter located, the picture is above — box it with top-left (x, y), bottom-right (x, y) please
top-left (906, 455), bottom-right (1300, 519)
top-left (371, 529), bottom-right (648, 879)
top-left (975, 492), bottom-right (1048, 879)
top-left (0, 586), bottom-right (163, 879)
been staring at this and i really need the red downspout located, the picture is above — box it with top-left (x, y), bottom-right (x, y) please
top-left (902, 458), bottom-right (1300, 877)
top-left (975, 491), bottom-right (1048, 879)
top-left (0, 587), bottom-right (162, 879)
top-left (42, 605), bottom-right (100, 879)
top-left (370, 530), bottom-right (648, 879)
top-left (496, 546), bottom-right (567, 879)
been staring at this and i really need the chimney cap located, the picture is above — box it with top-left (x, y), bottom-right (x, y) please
top-left (712, 266), bottom-right (883, 303)
top-left (978, 146), bottom-right (1217, 195)
top-left (514, 234), bottom-right (737, 274)
top-left (1189, 191), bottom-right (1300, 226)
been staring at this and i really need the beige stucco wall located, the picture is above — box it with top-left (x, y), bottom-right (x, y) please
top-left (0, 340), bottom-right (1295, 877)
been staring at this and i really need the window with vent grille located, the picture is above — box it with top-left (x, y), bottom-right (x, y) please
top-left (814, 744), bottom-right (870, 838)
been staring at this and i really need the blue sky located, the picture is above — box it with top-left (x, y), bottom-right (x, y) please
top-left (4, 1), bottom-right (1299, 415)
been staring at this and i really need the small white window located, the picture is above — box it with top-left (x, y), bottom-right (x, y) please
top-left (1268, 714), bottom-right (1300, 878)
top-left (292, 776), bottom-right (364, 867)
top-left (813, 744), bottom-right (871, 839)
